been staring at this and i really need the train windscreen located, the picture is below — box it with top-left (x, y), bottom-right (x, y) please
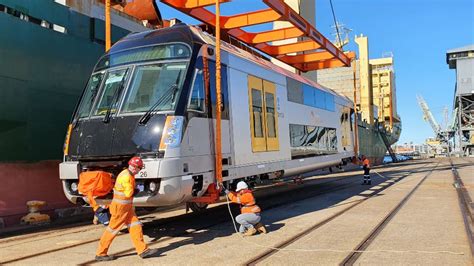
top-left (121, 62), bottom-right (187, 113)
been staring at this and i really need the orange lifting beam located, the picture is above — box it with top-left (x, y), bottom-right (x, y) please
top-left (160, 0), bottom-right (353, 71)
top-left (229, 27), bottom-right (304, 44)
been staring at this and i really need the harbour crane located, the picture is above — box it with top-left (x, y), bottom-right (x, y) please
top-left (416, 95), bottom-right (453, 150)
top-left (416, 94), bottom-right (442, 139)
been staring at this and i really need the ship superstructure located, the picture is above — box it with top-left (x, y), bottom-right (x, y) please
top-left (316, 35), bottom-right (402, 164)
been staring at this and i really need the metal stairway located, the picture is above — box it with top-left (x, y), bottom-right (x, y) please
top-left (379, 129), bottom-right (398, 163)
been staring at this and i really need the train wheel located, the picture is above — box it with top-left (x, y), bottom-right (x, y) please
top-left (187, 202), bottom-right (208, 213)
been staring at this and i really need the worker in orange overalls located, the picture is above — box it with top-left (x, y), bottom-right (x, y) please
top-left (95, 157), bottom-right (157, 261)
top-left (225, 181), bottom-right (267, 236)
top-left (361, 155), bottom-right (371, 185)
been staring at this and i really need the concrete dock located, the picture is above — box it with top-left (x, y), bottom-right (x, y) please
top-left (0, 158), bottom-right (472, 265)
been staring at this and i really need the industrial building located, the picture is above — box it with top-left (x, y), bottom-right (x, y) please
top-left (447, 45), bottom-right (474, 156)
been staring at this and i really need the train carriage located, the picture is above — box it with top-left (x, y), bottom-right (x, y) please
top-left (59, 24), bottom-right (355, 208)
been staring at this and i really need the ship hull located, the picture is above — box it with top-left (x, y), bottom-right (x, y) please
top-left (0, 0), bottom-right (135, 227)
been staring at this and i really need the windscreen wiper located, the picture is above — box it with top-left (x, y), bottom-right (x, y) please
top-left (103, 74), bottom-right (127, 123)
top-left (138, 84), bottom-right (178, 125)
top-left (72, 83), bottom-right (100, 129)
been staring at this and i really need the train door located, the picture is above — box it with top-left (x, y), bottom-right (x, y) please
top-left (340, 106), bottom-right (353, 151)
top-left (185, 57), bottom-right (230, 157)
top-left (208, 61), bottom-right (231, 155)
top-left (248, 75), bottom-right (279, 152)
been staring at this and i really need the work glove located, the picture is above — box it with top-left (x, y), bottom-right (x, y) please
top-left (134, 188), bottom-right (140, 196)
top-left (224, 189), bottom-right (230, 195)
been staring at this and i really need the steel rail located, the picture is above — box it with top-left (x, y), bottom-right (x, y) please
top-left (244, 161), bottom-right (435, 266)
top-left (449, 157), bottom-right (474, 256)
top-left (339, 162), bottom-right (439, 265)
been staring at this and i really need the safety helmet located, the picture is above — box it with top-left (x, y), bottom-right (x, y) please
top-left (236, 181), bottom-right (248, 192)
top-left (128, 156), bottom-right (144, 169)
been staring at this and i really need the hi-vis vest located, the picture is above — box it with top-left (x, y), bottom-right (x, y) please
top-left (363, 158), bottom-right (370, 168)
top-left (112, 169), bottom-right (136, 205)
top-left (228, 190), bottom-right (261, 214)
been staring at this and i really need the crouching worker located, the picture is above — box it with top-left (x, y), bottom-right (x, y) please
top-left (95, 157), bottom-right (158, 261)
top-left (225, 181), bottom-right (267, 236)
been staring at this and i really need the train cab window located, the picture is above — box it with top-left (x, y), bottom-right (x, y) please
top-left (188, 70), bottom-right (205, 112)
top-left (248, 76), bottom-right (279, 152)
top-left (76, 72), bottom-right (104, 118)
top-left (122, 63), bottom-right (187, 113)
top-left (93, 68), bottom-right (129, 116)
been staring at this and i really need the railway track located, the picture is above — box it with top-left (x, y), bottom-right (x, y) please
top-left (339, 162), bottom-right (440, 265)
top-left (244, 161), bottom-right (437, 266)
top-left (0, 161), bottom-right (421, 264)
top-left (449, 157), bottom-right (474, 256)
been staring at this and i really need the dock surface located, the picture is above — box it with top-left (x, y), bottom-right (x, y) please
top-left (0, 158), bottom-right (472, 265)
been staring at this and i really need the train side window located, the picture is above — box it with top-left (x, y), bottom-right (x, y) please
top-left (325, 93), bottom-right (335, 111)
top-left (252, 89), bottom-right (264, 138)
top-left (287, 78), bottom-right (303, 104)
top-left (303, 84), bottom-right (315, 107)
top-left (314, 88), bottom-right (326, 110)
top-left (188, 70), bottom-right (205, 112)
top-left (265, 92), bottom-right (276, 137)
top-left (263, 80), bottom-right (279, 151)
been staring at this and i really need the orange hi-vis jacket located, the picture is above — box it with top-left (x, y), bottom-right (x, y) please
top-left (96, 168), bottom-right (148, 257)
top-left (363, 158), bottom-right (370, 168)
top-left (228, 189), bottom-right (261, 214)
top-left (113, 169), bottom-right (136, 202)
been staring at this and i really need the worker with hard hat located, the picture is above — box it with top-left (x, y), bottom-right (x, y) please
top-left (361, 155), bottom-right (371, 185)
top-left (224, 181), bottom-right (267, 236)
top-left (95, 156), bottom-right (158, 261)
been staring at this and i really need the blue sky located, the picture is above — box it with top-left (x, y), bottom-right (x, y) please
top-left (156, 0), bottom-right (474, 144)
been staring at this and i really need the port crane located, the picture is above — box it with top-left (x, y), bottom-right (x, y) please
top-left (416, 95), bottom-right (443, 140)
top-left (416, 94), bottom-right (454, 154)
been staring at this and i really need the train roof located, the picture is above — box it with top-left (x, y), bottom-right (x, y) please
top-left (111, 24), bottom-right (353, 106)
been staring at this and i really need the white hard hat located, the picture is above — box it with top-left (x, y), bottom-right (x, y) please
top-left (236, 181), bottom-right (248, 192)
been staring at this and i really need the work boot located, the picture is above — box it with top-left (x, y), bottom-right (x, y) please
top-left (140, 248), bottom-right (159, 259)
top-left (95, 255), bottom-right (115, 261)
top-left (368, 180), bottom-right (372, 185)
top-left (243, 227), bottom-right (257, 236)
top-left (255, 223), bottom-right (267, 234)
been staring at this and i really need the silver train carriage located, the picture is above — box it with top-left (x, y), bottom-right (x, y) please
top-left (59, 24), bottom-right (355, 208)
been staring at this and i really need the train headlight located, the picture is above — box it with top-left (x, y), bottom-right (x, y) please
top-left (149, 181), bottom-right (158, 192)
top-left (70, 182), bottom-right (78, 192)
top-left (160, 116), bottom-right (184, 150)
